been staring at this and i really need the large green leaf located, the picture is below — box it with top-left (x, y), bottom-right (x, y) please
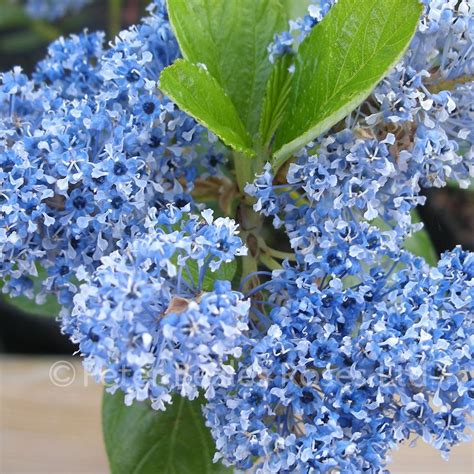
top-left (160, 59), bottom-right (254, 156)
top-left (273, 0), bottom-right (422, 169)
top-left (166, 0), bottom-right (287, 137)
top-left (103, 391), bottom-right (230, 474)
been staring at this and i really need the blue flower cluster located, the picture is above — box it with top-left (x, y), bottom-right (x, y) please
top-left (232, 122), bottom-right (473, 473)
top-left (1, 0), bottom-right (473, 472)
top-left (221, 127), bottom-right (473, 468)
top-left (235, 1), bottom-right (473, 471)
top-left (206, 247), bottom-right (473, 472)
top-left (66, 206), bottom-right (248, 408)
top-left (0, 1), bottom-right (213, 304)
top-left (25, 0), bottom-right (90, 21)
top-left (248, 131), bottom-right (423, 244)
top-left (366, 0), bottom-right (474, 189)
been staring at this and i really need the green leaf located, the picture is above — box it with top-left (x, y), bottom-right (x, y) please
top-left (160, 59), bottom-right (254, 156)
top-left (273, 0), bottom-right (422, 169)
top-left (170, 253), bottom-right (237, 293)
top-left (204, 261), bottom-right (237, 291)
top-left (190, 260), bottom-right (237, 293)
top-left (4, 291), bottom-right (60, 317)
top-left (259, 54), bottom-right (294, 149)
top-left (404, 211), bottom-right (438, 266)
top-left (166, 0), bottom-right (287, 137)
top-left (103, 391), bottom-right (230, 474)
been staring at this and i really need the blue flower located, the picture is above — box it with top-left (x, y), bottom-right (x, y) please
top-left (65, 189), bottom-right (96, 218)
top-left (64, 207), bottom-right (248, 407)
top-left (0, 1), bottom-right (210, 300)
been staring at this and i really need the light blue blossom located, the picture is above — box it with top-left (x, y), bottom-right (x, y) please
top-left (0, 1), bottom-right (209, 302)
top-left (205, 248), bottom-right (473, 472)
top-left (66, 207), bottom-right (248, 408)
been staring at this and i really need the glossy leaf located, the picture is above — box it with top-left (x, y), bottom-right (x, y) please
top-left (166, 0), bottom-right (287, 137)
top-left (273, 0), bottom-right (422, 169)
top-left (103, 391), bottom-right (230, 474)
top-left (160, 59), bottom-right (254, 156)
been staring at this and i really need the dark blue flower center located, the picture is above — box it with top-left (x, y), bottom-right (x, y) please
top-left (126, 69), bottom-right (140, 82)
top-left (113, 162), bottom-right (127, 176)
top-left (59, 265), bottom-right (70, 276)
top-left (143, 101), bottom-right (156, 115)
top-left (73, 195), bottom-right (87, 210)
top-left (175, 198), bottom-right (188, 208)
top-left (111, 196), bottom-right (123, 209)
top-left (217, 239), bottom-right (230, 252)
top-left (301, 389), bottom-right (315, 404)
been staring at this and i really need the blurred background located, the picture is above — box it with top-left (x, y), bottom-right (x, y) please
top-left (0, 1), bottom-right (472, 473)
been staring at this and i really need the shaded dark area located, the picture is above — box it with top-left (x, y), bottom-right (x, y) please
top-left (419, 187), bottom-right (474, 255)
top-left (0, 2), bottom-right (107, 73)
top-left (0, 0), bottom-right (147, 73)
top-left (0, 300), bottom-right (76, 354)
